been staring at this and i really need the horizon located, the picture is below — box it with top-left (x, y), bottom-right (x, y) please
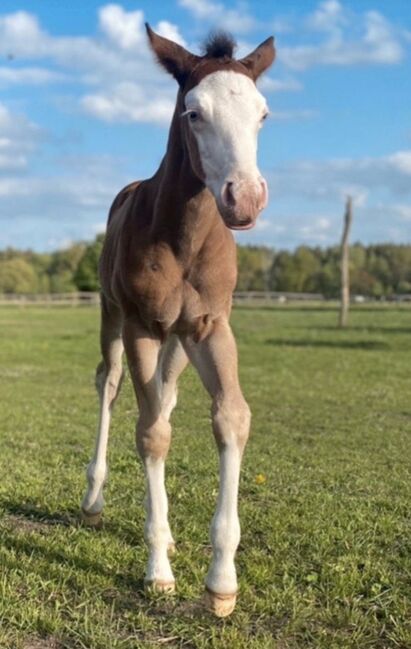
top-left (1, 0), bottom-right (411, 251)
top-left (4, 236), bottom-right (411, 257)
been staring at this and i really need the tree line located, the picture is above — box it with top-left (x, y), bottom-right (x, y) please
top-left (0, 235), bottom-right (410, 297)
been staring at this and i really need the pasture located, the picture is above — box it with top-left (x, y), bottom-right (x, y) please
top-left (0, 305), bottom-right (411, 649)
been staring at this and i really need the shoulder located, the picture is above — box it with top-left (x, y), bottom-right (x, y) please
top-left (107, 180), bottom-right (144, 224)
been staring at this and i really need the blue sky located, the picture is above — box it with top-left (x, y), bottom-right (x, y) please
top-left (0, 0), bottom-right (410, 251)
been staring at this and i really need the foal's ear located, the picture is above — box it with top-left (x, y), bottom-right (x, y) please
top-left (239, 36), bottom-right (276, 80)
top-left (145, 23), bottom-right (200, 87)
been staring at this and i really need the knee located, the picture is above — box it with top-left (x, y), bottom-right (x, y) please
top-left (212, 395), bottom-right (251, 451)
top-left (137, 415), bottom-right (172, 460)
top-left (107, 367), bottom-right (124, 404)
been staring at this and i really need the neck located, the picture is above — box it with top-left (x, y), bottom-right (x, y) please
top-left (150, 93), bottom-right (217, 252)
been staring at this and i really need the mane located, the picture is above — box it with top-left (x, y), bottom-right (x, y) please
top-left (202, 31), bottom-right (237, 59)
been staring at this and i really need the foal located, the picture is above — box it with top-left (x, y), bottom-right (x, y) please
top-left (81, 25), bottom-right (274, 617)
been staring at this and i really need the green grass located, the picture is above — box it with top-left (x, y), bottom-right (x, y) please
top-left (1, 305), bottom-right (411, 648)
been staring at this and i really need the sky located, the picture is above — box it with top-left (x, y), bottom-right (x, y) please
top-left (0, 0), bottom-right (410, 251)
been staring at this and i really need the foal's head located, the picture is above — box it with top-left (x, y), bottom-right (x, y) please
top-left (146, 25), bottom-right (275, 231)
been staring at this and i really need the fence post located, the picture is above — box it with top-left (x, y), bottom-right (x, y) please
top-left (339, 196), bottom-right (353, 328)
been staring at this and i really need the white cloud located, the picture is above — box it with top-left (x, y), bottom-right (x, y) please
top-left (97, 6), bottom-right (188, 51)
top-left (0, 9), bottom-right (143, 78)
top-left (0, 102), bottom-right (43, 171)
top-left (257, 76), bottom-right (302, 93)
top-left (178, 0), bottom-right (256, 33)
top-left (0, 66), bottom-right (66, 86)
top-left (240, 212), bottom-right (337, 248)
top-left (0, 152), bottom-right (128, 249)
top-left (280, 2), bottom-right (404, 69)
top-left (388, 204), bottom-right (411, 222)
top-left (179, 0), bottom-right (217, 20)
top-left (387, 151), bottom-right (411, 175)
top-left (253, 217), bottom-right (271, 231)
top-left (0, 7), bottom-right (187, 127)
top-left (363, 11), bottom-right (403, 64)
top-left (156, 20), bottom-right (187, 46)
top-left (98, 4), bottom-right (145, 50)
top-left (0, 156), bottom-right (25, 172)
top-left (0, 10), bottom-right (46, 57)
top-left (81, 82), bottom-right (175, 125)
top-left (306, 0), bottom-right (346, 33)
top-left (317, 217), bottom-right (331, 229)
top-left (257, 150), bottom-right (411, 247)
top-left (270, 151), bottom-right (411, 204)
top-left (1, 2), bottom-right (405, 135)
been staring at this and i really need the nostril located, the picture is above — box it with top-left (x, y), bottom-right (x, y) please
top-left (222, 181), bottom-right (236, 207)
top-left (259, 178), bottom-right (268, 209)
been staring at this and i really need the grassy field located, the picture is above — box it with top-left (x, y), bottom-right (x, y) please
top-left (1, 305), bottom-right (411, 649)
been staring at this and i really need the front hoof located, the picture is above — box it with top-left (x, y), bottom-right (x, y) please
top-left (81, 508), bottom-right (103, 529)
top-left (203, 587), bottom-right (237, 617)
top-left (145, 579), bottom-right (175, 594)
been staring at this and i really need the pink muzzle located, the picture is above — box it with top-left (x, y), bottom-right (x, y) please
top-left (219, 177), bottom-right (268, 230)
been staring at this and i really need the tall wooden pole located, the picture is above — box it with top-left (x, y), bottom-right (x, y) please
top-left (339, 196), bottom-right (353, 328)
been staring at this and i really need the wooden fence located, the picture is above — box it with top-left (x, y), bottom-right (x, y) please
top-left (234, 291), bottom-right (324, 305)
top-left (4, 292), bottom-right (409, 307)
top-left (0, 292), bottom-right (100, 306)
top-left (0, 291), bottom-right (325, 307)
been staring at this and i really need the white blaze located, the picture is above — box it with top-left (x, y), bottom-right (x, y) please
top-left (184, 70), bottom-right (268, 197)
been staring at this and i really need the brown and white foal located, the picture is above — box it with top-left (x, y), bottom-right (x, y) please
top-left (81, 25), bottom-right (274, 617)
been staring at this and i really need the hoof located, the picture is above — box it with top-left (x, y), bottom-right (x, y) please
top-left (145, 579), bottom-right (175, 594)
top-left (167, 542), bottom-right (176, 556)
top-left (203, 587), bottom-right (237, 618)
top-left (81, 508), bottom-right (103, 529)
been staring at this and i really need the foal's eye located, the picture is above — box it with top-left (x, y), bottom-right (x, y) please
top-left (180, 108), bottom-right (201, 122)
top-left (262, 112), bottom-right (269, 122)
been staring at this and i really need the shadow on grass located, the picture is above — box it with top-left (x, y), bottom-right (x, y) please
top-left (1, 500), bottom-right (78, 528)
top-left (0, 521), bottom-right (146, 595)
top-left (265, 338), bottom-right (389, 350)
top-left (0, 506), bottom-right (206, 623)
top-left (0, 499), bottom-right (198, 613)
top-left (0, 498), bottom-right (144, 546)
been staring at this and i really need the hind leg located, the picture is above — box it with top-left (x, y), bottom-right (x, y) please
top-left (81, 297), bottom-right (124, 526)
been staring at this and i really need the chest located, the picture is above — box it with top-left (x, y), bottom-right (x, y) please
top-left (120, 237), bottom-right (237, 337)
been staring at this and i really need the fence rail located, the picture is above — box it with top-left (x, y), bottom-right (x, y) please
top-left (1, 291), bottom-right (410, 307)
top-left (233, 291), bottom-right (324, 305)
top-left (0, 292), bottom-right (101, 306)
top-left (0, 291), bottom-right (325, 307)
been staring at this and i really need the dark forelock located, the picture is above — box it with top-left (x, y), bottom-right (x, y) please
top-left (202, 31), bottom-right (237, 59)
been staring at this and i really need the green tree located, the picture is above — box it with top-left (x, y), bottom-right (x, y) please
top-left (236, 246), bottom-right (274, 290)
top-left (48, 244), bottom-right (86, 292)
top-left (270, 247), bottom-right (321, 293)
top-left (0, 258), bottom-right (38, 294)
top-left (1, 240), bottom-right (411, 298)
top-left (29, 252), bottom-right (51, 292)
top-left (74, 235), bottom-right (104, 291)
